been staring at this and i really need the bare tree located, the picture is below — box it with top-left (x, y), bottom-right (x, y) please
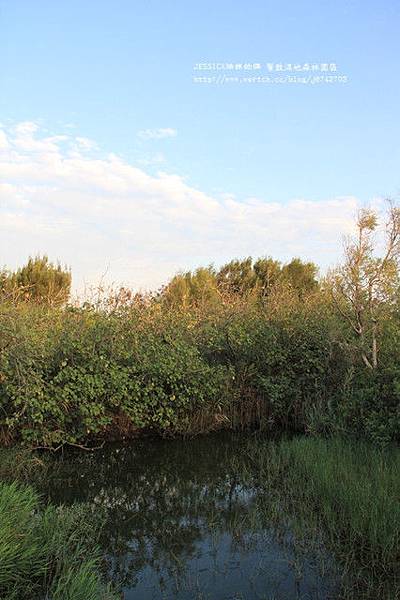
top-left (331, 201), bottom-right (400, 369)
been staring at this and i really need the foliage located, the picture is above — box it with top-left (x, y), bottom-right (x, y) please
top-left (330, 202), bottom-right (400, 369)
top-left (0, 481), bottom-right (117, 599)
top-left (1, 255), bottom-right (71, 306)
top-left (162, 255), bottom-right (319, 307)
top-left (1, 225), bottom-right (400, 446)
top-left (163, 266), bottom-right (220, 309)
top-left (243, 436), bottom-right (400, 599)
top-left (1, 279), bottom-right (400, 446)
top-left (0, 301), bottom-right (229, 445)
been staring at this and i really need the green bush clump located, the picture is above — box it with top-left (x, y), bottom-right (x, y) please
top-left (1, 284), bottom-right (400, 447)
top-left (0, 303), bottom-right (230, 446)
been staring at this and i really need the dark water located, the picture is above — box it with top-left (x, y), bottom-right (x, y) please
top-left (41, 433), bottom-right (339, 600)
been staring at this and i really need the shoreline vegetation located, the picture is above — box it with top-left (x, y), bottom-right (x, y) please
top-left (0, 479), bottom-right (118, 600)
top-left (1, 205), bottom-right (400, 449)
top-left (249, 437), bottom-right (400, 598)
top-left (0, 205), bottom-right (399, 598)
top-left (0, 437), bottom-right (399, 600)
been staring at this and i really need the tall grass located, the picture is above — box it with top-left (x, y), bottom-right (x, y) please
top-left (49, 560), bottom-right (116, 600)
top-left (281, 438), bottom-right (400, 569)
top-left (246, 437), bottom-right (400, 598)
top-left (0, 482), bottom-right (45, 594)
top-left (0, 447), bottom-right (48, 483)
top-left (0, 481), bottom-right (117, 600)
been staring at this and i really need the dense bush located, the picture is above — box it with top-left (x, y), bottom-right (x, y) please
top-left (0, 284), bottom-right (399, 447)
top-left (0, 303), bottom-right (229, 445)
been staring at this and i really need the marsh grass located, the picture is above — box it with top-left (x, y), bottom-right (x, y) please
top-left (0, 481), bottom-right (117, 600)
top-left (0, 447), bottom-right (49, 483)
top-left (0, 482), bottom-right (45, 594)
top-left (283, 438), bottom-right (399, 566)
top-left (1, 436), bottom-right (398, 599)
top-left (49, 560), bottom-right (116, 600)
top-left (242, 437), bottom-right (400, 599)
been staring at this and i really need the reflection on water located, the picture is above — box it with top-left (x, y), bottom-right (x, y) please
top-left (40, 433), bottom-right (338, 600)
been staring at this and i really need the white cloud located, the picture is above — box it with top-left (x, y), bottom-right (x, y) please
top-left (75, 136), bottom-right (98, 151)
top-left (0, 122), bottom-right (369, 294)
top-left (137, 152), bottom-right (166, 166)
top-left (137, 127), bottom-right (177, 140)
top-left (14, 121), bottom-right (40, 136)
top-left (0, 130), bottom-right (9, 150)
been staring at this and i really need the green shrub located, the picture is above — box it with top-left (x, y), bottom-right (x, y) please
top-left (1, 289), bottom-right (400, 447)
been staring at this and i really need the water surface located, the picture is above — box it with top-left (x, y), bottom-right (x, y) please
top-left (41, 433), bottom-right (339, 600)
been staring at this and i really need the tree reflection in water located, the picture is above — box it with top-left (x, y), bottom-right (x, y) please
top-left (40, 433), bottom-right (338, 600)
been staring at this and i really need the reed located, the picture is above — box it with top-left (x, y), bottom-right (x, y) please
top-left (245, 436), bottom-right (400, 598)
top-left (0, 481), bottom-right (117, 600)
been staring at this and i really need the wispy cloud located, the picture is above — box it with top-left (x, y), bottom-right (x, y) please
top-left (75, 136), bottom-right (98, 151)
top-left (137, 152), bottom-right (166, 166)
top-left (0, 122), bottom-right (370, 293)
top-left (137, 127), bottom-right (177, 140)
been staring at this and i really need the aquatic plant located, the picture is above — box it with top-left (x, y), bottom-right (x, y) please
top-left (0, 481), bottom-right (117, 600)
top-left (246, 437), bottom-right (400, 598)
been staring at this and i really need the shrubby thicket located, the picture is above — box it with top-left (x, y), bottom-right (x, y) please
top-left (1, 206), bottom-right (400, 448)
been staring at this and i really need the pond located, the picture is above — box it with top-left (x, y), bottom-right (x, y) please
top-left (40, 433), bottom-right (340, 600)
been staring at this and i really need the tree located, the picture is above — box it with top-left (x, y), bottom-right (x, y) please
top-left (253, 257), bottom-right (282, 297)
top-left (331, 202), bottom-right (400, 369)
top-left (163, 267), bottom-right (219, 308)
top-left (0, 269), bottom-right (10, 296)
top-left (9, 255), bottom-right (71, 306)
top-left (216, 258), bottom-right (255, 296)
top-left (281, 258), bottom-right (319, 296)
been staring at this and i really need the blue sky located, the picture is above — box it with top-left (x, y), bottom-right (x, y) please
top-left (1, 1), bottom-right (399, 291)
